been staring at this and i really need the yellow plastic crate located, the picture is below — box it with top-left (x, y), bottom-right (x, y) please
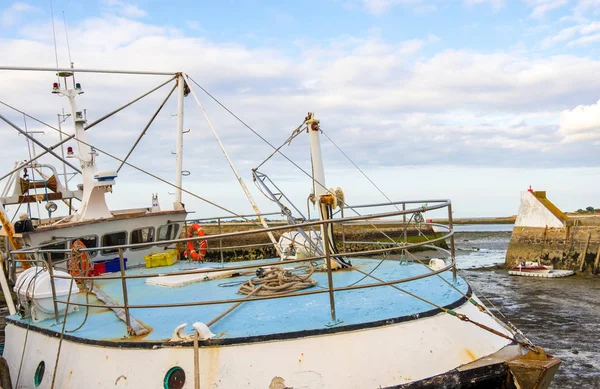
top-left (144, 249), bottom-right (179, 268)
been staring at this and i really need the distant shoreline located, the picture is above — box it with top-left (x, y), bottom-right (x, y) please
top-left (432, 216), bottom-right (516, 225)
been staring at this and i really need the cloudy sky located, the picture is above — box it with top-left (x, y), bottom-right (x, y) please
top-left (0, 0), bottom-right (599, 220)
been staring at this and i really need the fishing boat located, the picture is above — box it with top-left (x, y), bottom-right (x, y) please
top-left (511, 261), bottom-right (553, 274)
top-left (0, 67), bottom-right (560, 389)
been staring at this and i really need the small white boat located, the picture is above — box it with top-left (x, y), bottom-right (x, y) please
top-left (511, 261), bottom-right (553, 274)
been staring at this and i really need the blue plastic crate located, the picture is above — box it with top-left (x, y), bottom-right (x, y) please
top-left (104, 257), bottom-right (127, 273)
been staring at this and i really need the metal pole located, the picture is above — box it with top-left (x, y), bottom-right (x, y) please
top-left (403, 202), bottom-right (407, 261)
top-left (0, 162), bottom-right (18, 196)
top-left (0, 76), bottom-right (175, 180)
top-left (448, 203), bottom-right (456, 282)
top-left (403, 203), bottom-right (407, 242)
top-left (183, 73), bottom-right (282, 256)
top-left (174, 74), bottom-right (185, 208)
top-left (341, 207), bottom-right (346, 253)
top-left (207, 285), bottom-right (263, 327)
top-left (0, 135), bottom-right (76, 182)
top-left (193, 331), bottom-right (200, 389)
top-left (85, 76), bottom-right (176, 130)
top-left (0, 113), bottom-right (82, 173)
top-left (0, 252), bottom-right (16, 315)
top-left (118, 249), bottom-right (132, 335)
top-left (322, 219), bottom-right (337, 323)
top-left (45, 253), bottom-right (61, 324)
top-left (57, 113), bottom-right (69, 190)
top-left (117, 83), bottom-right (177, 172)
top-left (0, 66), bottom-right (176, 76)
top-left (218, 218), bottom-right (224, 267)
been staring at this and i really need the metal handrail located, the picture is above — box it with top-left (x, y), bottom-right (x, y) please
top-left (8, 200), bottom-right (456, 332)
top-left (45, 230), bottom-right (453, 281)
top-left (53, 263), bottom-right (454, 310)
top-left (11, 201), bottom-right (450, 254)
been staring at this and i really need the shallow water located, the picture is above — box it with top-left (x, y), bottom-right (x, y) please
top-left (455, 225), bottom-right (600, 389)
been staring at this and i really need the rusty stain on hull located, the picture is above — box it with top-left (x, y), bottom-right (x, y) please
top-left (465, 348), bottom-right (477, 362)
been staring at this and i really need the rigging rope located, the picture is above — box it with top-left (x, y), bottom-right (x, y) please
top-left (187, 77), bottom-right (430, 254)
top-left (237, 265), bottom-right (316, 296)
top-left (0, 99), bottom-right (258, 224)
top-left (321, 130), bottom-right (400, 212)
top-left (351, 266), bottom-right (537, 351)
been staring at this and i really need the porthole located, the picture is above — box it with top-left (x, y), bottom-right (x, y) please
top-left (34, 361), bottom-right (45, 387)
top-left (164, 366), bottom-right (186, 389)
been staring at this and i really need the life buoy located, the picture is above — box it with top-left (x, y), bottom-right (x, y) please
top-left (184, 224), bottom-right (207, 261)
top-left (68, 239), bottom-right (92, 284)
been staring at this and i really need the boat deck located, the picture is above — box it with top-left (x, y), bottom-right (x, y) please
top-left (8, 258), bottom-right (469, 343)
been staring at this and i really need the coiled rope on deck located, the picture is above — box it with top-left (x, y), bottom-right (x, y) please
top-left (237, 265), bottom-right (317, 296)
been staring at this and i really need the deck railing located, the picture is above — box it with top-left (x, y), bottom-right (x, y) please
top-left (7, 199), bottom-right (456, 333)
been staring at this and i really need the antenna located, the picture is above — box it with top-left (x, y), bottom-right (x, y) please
top-left (62, 11), bottom-right (73, 65)
top-left (50, 0), bottom-right (60, 83)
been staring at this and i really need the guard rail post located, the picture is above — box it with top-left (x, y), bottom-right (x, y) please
top-left (119, 249), bottom-right (132, 335)
top-left (322, 219), bottom-right (337, 323)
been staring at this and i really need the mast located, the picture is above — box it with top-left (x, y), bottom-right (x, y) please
top-left (57, 111), bottom-right (70, 191)
top-left (306, 113), bottom-right (348, 269)
top-left (53, 71), bottom-right (113, 221)
top-left (307, 113), bottom-right (327, 198)
top-left (174, 73), bottom-right (185, 210)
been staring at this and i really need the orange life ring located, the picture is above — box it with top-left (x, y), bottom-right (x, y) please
top-left (68, 239), bottom-right (92, 283)
top-left (184, 224), bottom-right (207, 261)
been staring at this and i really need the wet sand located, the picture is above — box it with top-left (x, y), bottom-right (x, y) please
top-left (464, 269), bottom-right (600, 388)
top-left (452, 226), bottom-right (600, 389)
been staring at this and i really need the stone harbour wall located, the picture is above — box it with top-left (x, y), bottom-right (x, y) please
top-left (197, 224), bottom-right (446, 262)
top-left (505, 225), bottom-right (600, 275)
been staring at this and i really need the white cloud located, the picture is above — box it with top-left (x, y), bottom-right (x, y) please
top-left (525, 0), bottom-right (569, 19)
top-left (464, 0), bottom-right (506, 10)
top-left (574, 0), bottom-right (600, 16)
top-left (0, 2), bottom-right (36, 28)
top-left (541, 25), bottom-right (579, 47)
top-left (2, 8), bottom-right (600, 221)
top-left (101, 0), bottom-right (146, 18)
top-left (559, 100), bottom-right (600, 143)
top-left (185, 20), bottom-right (202, 31)
top-left (567, 32), bottom-right (600, 46)
top-left (542, 21), bottom-right (600, 48)
top-left (580, 21), bottom-right (600, 34)
top-left (2, 7), bottom-right (600, 219)
top-left (361, 0), bottom-right (437, 15)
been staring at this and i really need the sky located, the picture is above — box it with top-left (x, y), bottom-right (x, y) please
top-left (0, 0), bottom-right (599, 220)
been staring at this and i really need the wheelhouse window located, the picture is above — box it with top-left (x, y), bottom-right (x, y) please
top-left (101, 231), bottom-right (127, 255)
top-left (41, 241), bottom-right (67, 262)
top-left (157, 224), bottom-right (180, 242)
top-left (73, 235), bottom-right (98, 258)
top-left (130, 227), bottom-right (155, 250)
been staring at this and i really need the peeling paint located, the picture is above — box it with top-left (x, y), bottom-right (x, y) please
top-left (269, 376), bottom-right (291, 389)
top-left (114, 375), bottom-right (127, 386)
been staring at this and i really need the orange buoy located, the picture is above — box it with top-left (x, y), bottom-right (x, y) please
top-left (68, 239), bottom-right (92, 285)
top-left (184, 224), bottom-right (207, 262)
